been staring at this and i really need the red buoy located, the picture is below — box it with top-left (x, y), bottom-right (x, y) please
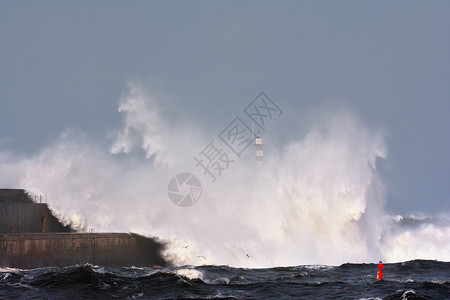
top-left (377, 261), bottom-right (383, 280)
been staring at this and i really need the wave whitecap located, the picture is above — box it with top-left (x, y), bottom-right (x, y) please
top-left (0, 83), bottom-right (448, 267)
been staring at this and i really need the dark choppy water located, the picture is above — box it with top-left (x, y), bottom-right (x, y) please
top-left (0, 260), bottom-right (448, 299)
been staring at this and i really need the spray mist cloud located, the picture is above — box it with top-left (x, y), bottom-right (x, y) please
top-left (0, 83), bottom-right (448, 267)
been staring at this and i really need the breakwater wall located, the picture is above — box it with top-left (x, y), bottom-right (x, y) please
top-left (0, 189), bottom-right (72, 233)
top-left (0, 189), bottom-right (168, 268)
top-left (0, 233), bottom-right (166, 268)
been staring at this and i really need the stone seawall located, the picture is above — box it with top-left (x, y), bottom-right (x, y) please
top-left (0, 202), bottom-right (72, 234)
top-left (0, 189), bottom-right (72, 233)
top-left (0, 233), bottom-right (166, 268)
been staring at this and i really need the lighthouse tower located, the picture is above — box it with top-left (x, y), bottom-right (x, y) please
top-left (255, 129), bottom-right (263, 163)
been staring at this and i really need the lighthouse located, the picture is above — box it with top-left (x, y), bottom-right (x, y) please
top-left (255, 129), bottom-right (263, 163)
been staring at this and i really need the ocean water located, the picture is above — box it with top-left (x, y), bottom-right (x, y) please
top-left (0, 260), bottom-right (448, 299)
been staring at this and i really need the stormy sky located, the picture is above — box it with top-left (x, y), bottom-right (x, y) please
top-left (1, 1), bottom-right (449, 215)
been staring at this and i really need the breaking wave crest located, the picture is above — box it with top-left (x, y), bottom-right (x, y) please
top-left (0, 83), bottom-right (448, 267)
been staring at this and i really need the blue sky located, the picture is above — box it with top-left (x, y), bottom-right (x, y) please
top-left (1, 1), bottom-right (449, 215)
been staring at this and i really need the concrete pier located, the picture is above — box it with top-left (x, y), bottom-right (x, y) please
top-left (0, 233), bottom-right (165, 268)
top-left (0, 189), bottom-right (167, 268)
